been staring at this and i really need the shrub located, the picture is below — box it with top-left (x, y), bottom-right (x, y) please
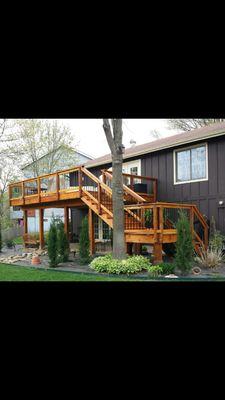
top-left (47, 219), bottom-right (59, 268)
top-left (209, 231), bottom-right (225, 252)
top-left (0, 227), bottom-right (2, 252)
top-left (145, 209), bottom-right (153, 228)
top-left (174, 211), bottom-right (194, 275)
top-left (57, 220), bottom-right (70, 262)
top-left (158, 262), bottom-right (175, 275)
top-left (147, 265), bottom-right (163, 277)
top-left (79, 216), bottom-right (90, 265)
top-left (4, 238), bottom-right (15, 249)
top-left (195, 247), bottom-right (225, 269)
top-left (90, 254), bottom-right (150, 275)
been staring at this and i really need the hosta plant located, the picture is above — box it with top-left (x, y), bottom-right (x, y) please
top-left (90, 254), bottom-right (150, 275)
top-left (147, 265), bottom-right (163, 278)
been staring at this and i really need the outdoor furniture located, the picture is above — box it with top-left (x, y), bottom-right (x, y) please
top-left (23, 234), bottom-right (40, 248)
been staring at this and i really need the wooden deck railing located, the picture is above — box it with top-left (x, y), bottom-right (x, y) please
top-left (9, 165), bottom-right (158, 207)
top-left (124, 202), bottom-right (209, 250)
top-left (102, 169), bottom-right (157, 202)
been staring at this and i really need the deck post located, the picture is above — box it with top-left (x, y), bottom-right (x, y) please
top-left (39, 208), bottom-right (44, 249)
top-left (64, 207), bottom-right (69, 240)
top-left (56, 173), bottom-right (60, 201)
top-left (126, 243), bottom-right (133, 255)
top-left (88, 208), bottom-right (95, 255)
top-left (134, 243), bottom-right (141, 255)
top-left (153, 243), bottom-right (163, 264)
top-left (24, 209), bottom-right (28, 235)
top-left (78, 167), bottom-right (82, 197)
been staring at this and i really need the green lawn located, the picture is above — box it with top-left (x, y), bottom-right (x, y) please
top-left (0, 263), bottom-right (129, 281)
top-left (1, 263), bottom-right (225, 282)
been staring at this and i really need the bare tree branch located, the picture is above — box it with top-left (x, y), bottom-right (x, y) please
top-left (103, 119), bottom-right (116, 154)
top-left (168, 119), bottom-right (225, 132)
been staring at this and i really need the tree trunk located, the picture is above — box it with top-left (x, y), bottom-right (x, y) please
top-left (112, 152), bottom-right (126, 259)
top-left (103, 119), bottom-right (126, 260)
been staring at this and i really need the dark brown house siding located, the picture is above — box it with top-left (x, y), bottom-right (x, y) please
top-left (141, 135), bottom-right (225, 233)
top-left (70, 134), bottom-right (225, 234)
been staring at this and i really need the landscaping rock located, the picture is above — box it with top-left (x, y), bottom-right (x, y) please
top-left (164, 274), bottom-right (179, 279)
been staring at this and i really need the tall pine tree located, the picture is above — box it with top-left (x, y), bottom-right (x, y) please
top-left (174, 211), bottom-right (194, 275)
top-left (57, 220), bottom-right (70, 262)
top-left (79, 216), bottom-right (90, 265)
top-left (48, 218), bottom-right (59, 268)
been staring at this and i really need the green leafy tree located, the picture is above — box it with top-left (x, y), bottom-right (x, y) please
top-left (0, 226), bottom-right (2, 252)
top-left (7, 119), bottom-right (76, 177)
top-left (47, 218), bottom-right (59, 268)
top-left (57, 220), bottom-right (70, 262)
top-left (79, 216), bottom-right (90, 265)
top-left (174, 211), bottom-right (194, 275)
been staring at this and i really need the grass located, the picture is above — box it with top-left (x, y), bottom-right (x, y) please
top-left (0, 263), bottom-right (131, 281)
top-left (12, 236), bottom-right (23, 245)
top-left (1, 262), bottom-right (225, 282)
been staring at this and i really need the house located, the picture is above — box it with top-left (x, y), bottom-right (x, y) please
top-left (10, 146), bottom-right (93, 232)
top-left (22, 145), bottom-right (93, 179)
top-left (10, 121), bottom-right (225, 262)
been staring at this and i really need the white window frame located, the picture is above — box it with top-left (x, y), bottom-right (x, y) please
top-left (122, 159), bottom-right (141, 175)
top-left (94, 215), bottom-right (111, 241)
top-left (173, 142), bottom-right (208, 185)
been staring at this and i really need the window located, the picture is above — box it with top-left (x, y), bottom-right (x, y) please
top-left (13, 206), bottom-right (21, 211)
top-left (94, 214), bottom-right (111, 240)
top-left (174, 144), bottom-right (208, 184)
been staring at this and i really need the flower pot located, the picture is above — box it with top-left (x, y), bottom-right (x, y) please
top-left (31, 255), bottom-right (41, 265)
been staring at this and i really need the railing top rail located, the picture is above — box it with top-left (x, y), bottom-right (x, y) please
top-left (102, 169), bottom-right (157, 182)
top-left (9, 166), bottom-right (82, 187)
top-left (124, 202), bottom-right (195, 209)
top-left (101, 170), bottom-right (146, 203)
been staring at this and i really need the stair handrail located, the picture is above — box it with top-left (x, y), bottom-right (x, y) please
top-left (192, 205), bottom-right (208, 248)
top-left (102, 170), bottom-right (146, 203)
top-left (81, 167), bottom-right (113, 196)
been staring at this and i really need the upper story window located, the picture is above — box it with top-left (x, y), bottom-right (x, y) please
top-left (174, 143), bottom-right (208, 184)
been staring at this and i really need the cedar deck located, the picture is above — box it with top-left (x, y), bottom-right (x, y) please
top-left (9, 166), bottom-right (208, 262)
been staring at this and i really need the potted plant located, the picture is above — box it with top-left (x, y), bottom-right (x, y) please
top-left (145, 209), bottom-right (152, 228)
top-left (142, 245), bottom-right (148, 255)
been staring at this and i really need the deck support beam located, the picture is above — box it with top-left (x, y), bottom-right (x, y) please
top-left (64, 207), bottom-right (69, 240)
top-left (24, 210), bottom-right (28, 235)
top-left (88, 208), bottom-right (95, 255)
top-left (134, 243), bottom-right (141, 255)
top-left (39, 208), bottom-right (44, 249)
top-left (126, 243), bottom-right (133, 255)
top-left (153, 243), bottom-right (163, 264)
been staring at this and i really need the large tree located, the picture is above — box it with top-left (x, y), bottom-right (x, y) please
top-left (6, 119), bottom-right (75, 177)
top-left (103, 119), bottom-right (126, 260)
top-left (0, 159), bottom-right (21, 239)
top-left (168, 119), bottom-right (225, 132)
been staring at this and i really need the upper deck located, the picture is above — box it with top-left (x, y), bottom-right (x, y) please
top-left (9, 166), bottom-right (158, 208)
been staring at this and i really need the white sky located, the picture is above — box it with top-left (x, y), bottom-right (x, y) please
top-left (57, 119), bottom-right (179, 158)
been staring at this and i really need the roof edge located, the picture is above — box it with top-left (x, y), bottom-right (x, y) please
top-left (85, 129), bottom-right (225, 168)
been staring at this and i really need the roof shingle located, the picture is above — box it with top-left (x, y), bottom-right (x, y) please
top-left (85, 121), bottom-right (225, 168)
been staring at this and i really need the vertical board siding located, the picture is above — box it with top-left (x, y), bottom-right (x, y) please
top-left (69, 136), bottom-right (225, 234)
top-left (141, 136), bottom-right (225, 233)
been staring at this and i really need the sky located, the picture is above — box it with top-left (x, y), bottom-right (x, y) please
top-left (58, 119), bottom-right (179, 158)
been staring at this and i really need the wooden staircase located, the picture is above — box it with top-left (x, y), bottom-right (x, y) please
top-left (80, 167), bottom-right (209, 257)
top-left (80, 167), bottom-right (145, 230)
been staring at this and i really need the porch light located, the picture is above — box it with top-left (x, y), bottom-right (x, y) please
top-left (219, 200), bottom-right (224, 206)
